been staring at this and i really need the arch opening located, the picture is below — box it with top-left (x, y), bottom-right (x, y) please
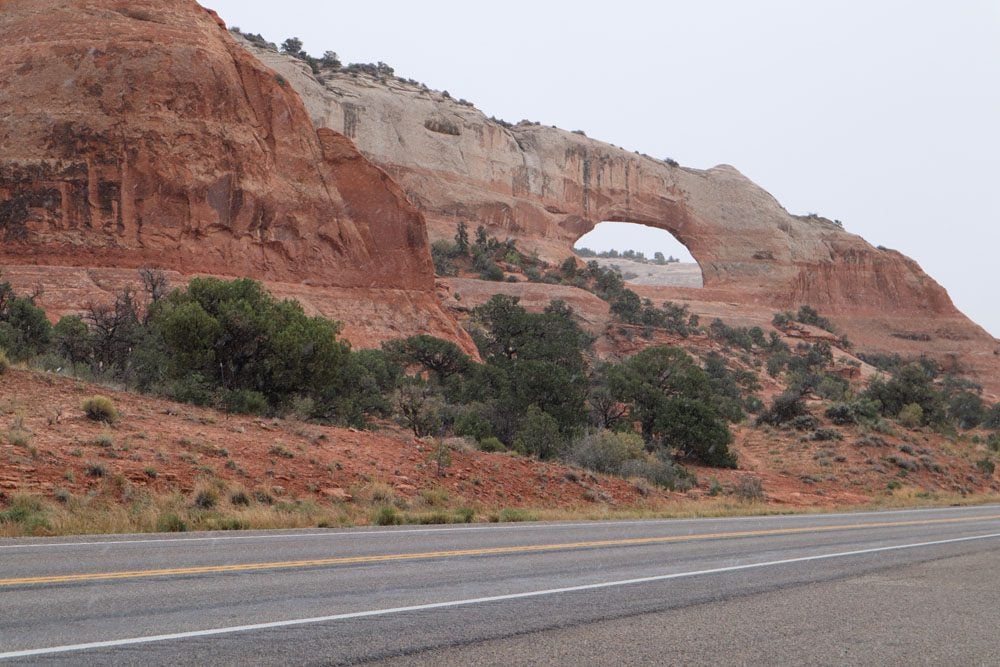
top-left (573, 222), bottom-right (703, 288)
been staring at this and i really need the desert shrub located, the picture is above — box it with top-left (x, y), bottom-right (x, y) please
top-left (481, 262), bottom-right (504, 281)
top-left (947, 390), bottom-right (984, 429)
top-left (85, 462), bottom-right (107, 478)
top-left (148, 277), bottom-right (354, 418)
top-left (193, 488), bottom-right (219, 510)
top-left (982, 404), bottom-right (1000, 429)
top-left (0, 348), bottom-right (9, 375)
top-left (0, 284), bottom-right (52, 361)
top-left (453, 406), bottom-right (494, 442)
top-left (619, 456), bottom-right (696, 491)
top-left (810, 428), bottom-right (843, 441)
top-left (395, 381), bottom-right (444, 437)
top-left (825, 400), bottom-right (880, 426)
top-left (703, 352), bottom-right (747, 423)
top-left (156, 513), bottom-right (188, 532)
top-left (477, 436), bottom-right (506, 453)
top-left (52, 315), bottom-right (92, 370)
top-left (221, 389), bottom-right (270, 416)
top-left (8, 427), bottom-right (31, 448)
top-left (497, 508), bottom-right (536, 522)
top-left (373, 506), bottom-right (402, 526)
top-left (708, 320), bottom-right (764, 352)
top-left (82, 395), bottom-right (118, 423)
top-left (975, 458), bottom-right (995, 476)
top-left (565, 430), bottom-right (645, 474)
top-left (230, 490), bottom-right (251, 506)
top-left (0, 495), bottom-right (51, 533)
top-left (756, 390), bottom-right (808, 426)
top-left (815, 374), bottom-right (850, 401)
top-left (430, 240), bottom-right (458, 276)
top-left (384, 334), bottom-right (471, 382)
top-left (795, 305), bottom-right (835, 332)
top-left (863, 362), bottom-right (945, 425)
top-left (745, 395), bottom-right (765, 414)
top-left (736, 476), bottom-right (766, 502)
top-left (654, 397), bottom-right (737, 468)
top-left (787, 414), bottom-right (819, 431)
top-left (987, 433), bottom-right (1000, 453)
top-left (897, 403), bottom-right (924, 428)
top-left (856, 434), bottom-right (888, 448)
top-left (513, 405), bottom-right (565, 459)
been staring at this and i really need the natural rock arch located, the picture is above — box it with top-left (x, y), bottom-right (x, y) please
top-left (574, 221), bottom-right (704, 289)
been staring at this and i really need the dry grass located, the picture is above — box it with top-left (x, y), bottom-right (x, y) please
top-left (2, 484), bottom-right (998, 538)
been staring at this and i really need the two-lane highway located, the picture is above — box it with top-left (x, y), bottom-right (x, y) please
top-left (2, 504), bottom-right (999, 664)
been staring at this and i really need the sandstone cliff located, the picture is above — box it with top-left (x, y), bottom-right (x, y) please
top-left (249, 49), bottom-right (956, 315)
top-left (0, 0), bottom-right (472, 351)
top-left (248, 49), bottom-right (999, 394)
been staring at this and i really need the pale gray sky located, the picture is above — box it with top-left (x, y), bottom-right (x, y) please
top-left (208, 0), bottom-right (1000, 336)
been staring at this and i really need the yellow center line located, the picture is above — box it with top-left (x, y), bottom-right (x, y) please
top-left (3, 514), bottom-right (998, 587)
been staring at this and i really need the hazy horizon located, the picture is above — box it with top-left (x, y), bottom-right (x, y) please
top-left (207, 0), bottom-right (999, 337)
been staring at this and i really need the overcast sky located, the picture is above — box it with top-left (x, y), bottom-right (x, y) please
top-left (208, 0), bottom-right (1000, 336)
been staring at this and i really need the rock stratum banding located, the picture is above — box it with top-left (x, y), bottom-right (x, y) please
top-left (0, 0), bottom-right (471, 351)
top-left (248, 47), bottom-right (999, 395)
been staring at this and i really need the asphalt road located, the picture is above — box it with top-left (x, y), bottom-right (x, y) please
top-left (1, 505), bottom-right (998, 665)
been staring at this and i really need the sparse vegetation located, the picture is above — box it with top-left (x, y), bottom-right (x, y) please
top-left (82, 396), bottom-right (118, 423)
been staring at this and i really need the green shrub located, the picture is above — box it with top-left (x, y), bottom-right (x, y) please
top-left (897, 403), bottom-right (924, 428)
top-left (565, 430), bottom-right (645, 474)
top-left (221, 389), bottom-right (270, 416)
top-left (0, 289), bottom-right (52, 361)
top-left (85, 462), bottom-right (107, 478)
top-left (230, 490), bottom-right (251, 506)
top-left (373, 506), bottom-right (402, 526)
top-left (787, 414), bottom-right (820, 431)
top-left (0, 495), bottom-right (51, 533)
top-left (619, 457), bottom-right (696, 491)
top-left (82, 395), bottom-right (118, 423)
top-left (825, 400), bottom-right (880, 426)
top-left (982, 404), bottom-right (1000, 429)
top-left (193, 489), bottom-right (219, 510)
top-left (53, 315), bottom-right (92, 370)
top-left (756, 390), bottom-right (808, 426)
top-left (497, 508), bottom-right (536, 522)
top-left (513, 405), bottom-right (565, 459)
top-left (975, 457), bottom-right (995, 476)
top-left (987, 433), bottom-right (1000, 453)
top-left (481, 262), bottom-right (504, 281)
top-left (863, 363), bottom-right (945, 425)
top-left (477, 436), bottom-right (506, 453)
top-left (655, 397), bottom-right (737, 468)
top-left (0, 348), bottom-right (8, 375)
top-left (156, 513), bottom-right (188, 532)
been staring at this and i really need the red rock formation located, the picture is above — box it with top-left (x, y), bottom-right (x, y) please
top-left (250, 50), bottom-right (999, 394)
top-left (0, 0), bottom-right (474, 352)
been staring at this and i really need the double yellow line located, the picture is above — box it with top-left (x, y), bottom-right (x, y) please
top-left (3, 514), bottom-right (998, 587)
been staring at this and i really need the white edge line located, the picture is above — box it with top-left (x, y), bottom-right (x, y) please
top-left (1, 503), bottom-right (995, 550)
top-left (2, 531), bottom-right (998, 660)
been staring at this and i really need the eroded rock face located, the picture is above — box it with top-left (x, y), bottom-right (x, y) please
top-left (250, 50), bottom-right (955, 315)
top-left (0, 0), bottom-right (481, 352)
top-left (248, 48), bottom-right (999, 394)
top-left (0, 0), bottom-right (432, 291)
